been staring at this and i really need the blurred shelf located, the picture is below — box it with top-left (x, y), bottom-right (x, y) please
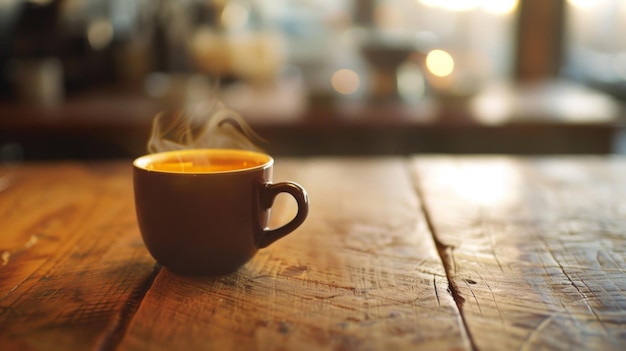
top-left (0, 81), bottom-right (624, 161)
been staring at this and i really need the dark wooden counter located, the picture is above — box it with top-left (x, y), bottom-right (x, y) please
top-left (1, 155), bottom-right (625, 350)
top-left (0, 80), bottom-right (623, 160)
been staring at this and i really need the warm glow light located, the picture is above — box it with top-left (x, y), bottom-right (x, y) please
top-left (470, 84), bottom-right (513, 125)
top-left (481, 0), bottom-right (518, 14)
top-left (430, 161), bottom-right (521, 207)
top-left (567, 0), bottom-right (599, 8)
top-left (87, 19), bottom-right (114, 50)
top-left (456, 164), bottom-right (520, 206)
top-left (426, 49), bottom-right (455, 77)
top-left (331, 69), bottom-right (361, 95)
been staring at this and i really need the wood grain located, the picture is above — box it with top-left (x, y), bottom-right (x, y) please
top-left (411, 156), bottom-right (626, 351)
top-left (118, 158), bottom-right (469, 351)
top-left (0, 163), bottom-right (157, 350)
top-left (4, 156), bottom-right (624, 351)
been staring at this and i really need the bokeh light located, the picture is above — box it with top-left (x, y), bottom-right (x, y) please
top-left (331, 69), bottom-right (361, 95)
top-left (426, 49), bottom-right (455, 77)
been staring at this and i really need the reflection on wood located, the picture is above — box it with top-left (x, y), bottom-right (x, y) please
top-left (411, 156), bottom-right (626, 351)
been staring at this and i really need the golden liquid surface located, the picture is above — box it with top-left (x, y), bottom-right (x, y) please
top-left (136, 150), bottom-right (270, 173)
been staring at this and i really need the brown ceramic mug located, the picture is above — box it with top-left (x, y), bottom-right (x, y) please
top-left (133, 149), bottom-right (309, 276)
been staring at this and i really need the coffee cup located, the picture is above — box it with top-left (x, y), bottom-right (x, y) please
top-left (133, 148), bottom-right (309, 276)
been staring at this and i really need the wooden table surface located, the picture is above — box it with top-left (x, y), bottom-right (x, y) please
top-left (1, 156), bottom-right (625, 350)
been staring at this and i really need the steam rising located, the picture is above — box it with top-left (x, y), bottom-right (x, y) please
top-left (148, 100), bottom-right (264, 154)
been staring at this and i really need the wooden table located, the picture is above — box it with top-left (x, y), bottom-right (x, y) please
top-left (1, 156), bottom-right (625, 350)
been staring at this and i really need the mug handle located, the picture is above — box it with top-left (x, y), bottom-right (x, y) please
top-left (258, 182), bottom-right (309, 248)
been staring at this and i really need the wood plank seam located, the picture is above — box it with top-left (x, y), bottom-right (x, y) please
top-left (96, 263), bottom-right (162, 351)
top-left (409, 163), bottom-right (478, 351)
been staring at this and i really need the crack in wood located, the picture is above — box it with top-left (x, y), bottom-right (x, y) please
top-left (433, 275), bottom-right (441, 307)
top-left (97, 263), bottom-right (161, 351)
top-left (411, 166), bottom-right (477, 351)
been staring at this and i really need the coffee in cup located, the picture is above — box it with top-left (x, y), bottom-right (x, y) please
top-left (133, 148), bottom-right (309, 276)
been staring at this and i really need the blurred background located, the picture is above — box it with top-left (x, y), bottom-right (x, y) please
top-left (0, 0), bottom-right (625, 161)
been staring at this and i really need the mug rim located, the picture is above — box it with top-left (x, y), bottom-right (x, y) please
top-left (133, 148), bottom-right (273, 175)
